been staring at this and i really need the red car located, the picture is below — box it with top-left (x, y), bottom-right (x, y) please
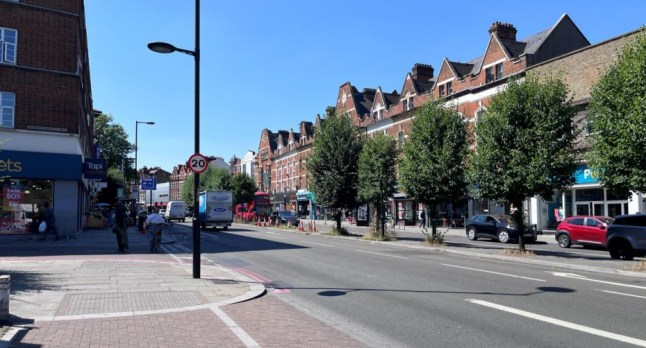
top-left (555, 216), bottom-right (614, 248)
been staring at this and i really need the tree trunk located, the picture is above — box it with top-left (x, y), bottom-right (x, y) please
top-left (512, 201), bottom-right (526, 252)
top-left (378, 202), bottom-right (384, 239)
top-left (429, 203), bottom-right (437, 237)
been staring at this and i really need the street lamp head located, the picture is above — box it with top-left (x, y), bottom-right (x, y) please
top-left (137, 121), bottom-right (155, 125)
top-left (147, 42), bottom-right (177, 54)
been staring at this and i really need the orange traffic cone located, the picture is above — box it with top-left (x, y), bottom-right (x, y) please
top-left (312, 221), bottom-right (317, 232)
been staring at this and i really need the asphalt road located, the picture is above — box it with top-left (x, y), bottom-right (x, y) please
top-left (167, 223), bottom-right (646, 348)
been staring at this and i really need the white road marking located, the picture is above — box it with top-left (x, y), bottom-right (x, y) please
top-left (210, 305), bottom-right (260, 348)
top-left (443, 264), bottom-right (545, 282)
top-left (467, 299), bottom-right (646, 347)
top-left (551, 272), bottom-right (646, 290)
top-left (300, 240), bottom-right (335, 247)
top-left (597, 289), bottom-right (646, 300)
top-left (355, 249), bottom-right (408, 259)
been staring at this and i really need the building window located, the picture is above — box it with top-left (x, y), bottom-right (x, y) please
top-left (438, 85), bottom-right (445, 96)
top-left (446, 81), bottom-right (453, 96)
top-left (0, 92), bottom-right (15, 128)
top-left (485, 67), bottom-right (494, 83)
top-left (0, 28), bottom-right (17, 64)
top-left (408, 97), bottom-right (414, 110)
top-left (495, 63), bottom-right (503, 80)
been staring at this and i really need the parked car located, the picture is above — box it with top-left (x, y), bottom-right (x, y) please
top-left (465, 214), bottom-right (538, 243)
top-left (555, 216), bottom-right (614, 248)
top-left (606, 214), bottom-right (646, 260)
top-left (271, 210), bottom-right (300, 227)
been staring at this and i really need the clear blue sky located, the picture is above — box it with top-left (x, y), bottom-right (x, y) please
top-left (85, 1), bottom-right (646, 172)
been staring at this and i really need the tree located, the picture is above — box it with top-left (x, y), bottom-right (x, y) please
top-left (587, 30), bottom-right (646, 196)
top-left (399, 100), bottom-right (469, 240)
top-left (94, 114), bottom-right (134, 170)
top-left (357, 133), bottom-right (398, 239)
top-left (180, 167), bottom-right (233, 206)
top-left (231, 173), bottom-right (258, 206)
top-left (467, 76), bottom-right (578, 251)
top-left (307, 108), bottom-right (364, 233)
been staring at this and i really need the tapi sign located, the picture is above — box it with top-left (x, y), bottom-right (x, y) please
top-left (83, 159), bottom-right (107, 179)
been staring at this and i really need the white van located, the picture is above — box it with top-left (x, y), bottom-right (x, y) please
top-left (165, 201), bottom-right (187, 222)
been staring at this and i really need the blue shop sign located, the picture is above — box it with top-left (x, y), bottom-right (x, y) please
top-left (83, 158), bottom-right (107, 179)
top-left (0, 150), bottom-right (82, 180)
top-left (575, 165), bottom-right (599, 185)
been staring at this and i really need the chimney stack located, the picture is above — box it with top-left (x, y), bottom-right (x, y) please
top-left (412, 63), bottom-right (434, 81)
top-left (488, 21), bottom-right (517, 41)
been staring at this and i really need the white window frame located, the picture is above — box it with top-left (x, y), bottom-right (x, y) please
top-left (0, 92), bottom-right (15, 128)
top-left (0, 28), bottom-right (17, 64)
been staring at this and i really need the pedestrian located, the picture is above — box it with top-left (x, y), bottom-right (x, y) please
top-left (419, 210), bottom-right (426, 228)
top-left (38, 201), bottom-right (60, 241)
top-left (145, 208), bottom-right (165, 253)
top-left (113, 202), bottom-right (129, 252)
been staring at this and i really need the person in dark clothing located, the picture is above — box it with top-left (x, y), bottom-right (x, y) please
top-left (419, 210), bottom-right (426, 228)
top-left (38, 201), bottom-right (60, 241)
top-left (113, 203), bottom-right (129, 252)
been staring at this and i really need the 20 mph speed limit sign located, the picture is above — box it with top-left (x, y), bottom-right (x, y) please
top-left (188, 153), bottom-right (208, 174)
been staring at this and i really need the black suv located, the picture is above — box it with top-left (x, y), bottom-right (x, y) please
top-left (606, 214), bottom-right (646, 260)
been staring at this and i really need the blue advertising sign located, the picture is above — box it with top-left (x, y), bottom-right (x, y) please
top-left (141, 177), bottom-right (157, 190)
top-left (0, 150), bottom-right (82, 180)
top-left (574, 165), bottom-right (599, 185)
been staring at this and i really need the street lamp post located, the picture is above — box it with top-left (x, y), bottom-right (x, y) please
top-left (135, 121), bottom-right (155, 208)
top-left (148, 0), bottom-right (201, 278)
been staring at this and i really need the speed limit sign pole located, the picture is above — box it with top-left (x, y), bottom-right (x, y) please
top-left (188, 153), bottom-right (208, 279)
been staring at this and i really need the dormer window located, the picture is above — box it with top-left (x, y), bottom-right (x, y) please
top-left (439, 85), bottom-right (445, 96)
top-left (495, 63), bottom-right (503, 80)
top-left (446, 82), bottom-right (452, 96)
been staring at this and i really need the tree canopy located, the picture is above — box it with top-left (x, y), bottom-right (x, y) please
top-left (587, 30), bottom-right (646, 196)
top-left (180, 167), bottom-right (233, 206)
top-left (307, 108), bottom-right (363, 232)
top-left (231, 173), bottom-right (258, 206)
top-left (467, 76), bottom-right (578, 251)
top-left (94, 114), bottom-right (134, 170)
top-left (357, 133), bottom-right (398, 238)
top-left (399, 100), bottom-right (469, 237)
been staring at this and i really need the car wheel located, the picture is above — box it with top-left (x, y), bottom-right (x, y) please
top-left (556, 233), bottom-right (571, 248)
top-left (497, 229), bottom-right (510, 243)
top-left (467, 227), bottom-right (477, 241)
top-left (609, 240), bottom-right (634, 260)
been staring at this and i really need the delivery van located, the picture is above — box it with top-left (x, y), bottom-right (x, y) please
top-left (165, 201), bottom-right (187, 222)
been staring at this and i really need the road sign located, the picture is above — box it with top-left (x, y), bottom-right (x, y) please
top-left (188, 153), bottom-right (208, 174)
top-left (141, 177), bottom-right (157, 190)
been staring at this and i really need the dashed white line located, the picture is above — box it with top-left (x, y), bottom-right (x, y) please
top-left (355, 249), bottom-right (408, 259)
top-left (442, 264), bottom-right (545, 282)
top-left (597, 289), bottom-right (646, 300)
top-left (467, 299), bottom-right (646, 347)
top-left (300, 241), bottom-right (335, 247)
top-left (551, 272), bottom-right (646, 290)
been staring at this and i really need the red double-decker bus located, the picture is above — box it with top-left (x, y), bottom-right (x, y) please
top-left (235, 192), bottom-right (271, 221)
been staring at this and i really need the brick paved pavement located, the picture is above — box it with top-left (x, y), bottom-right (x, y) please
top-left (0, 226), bottom-right (375, 347)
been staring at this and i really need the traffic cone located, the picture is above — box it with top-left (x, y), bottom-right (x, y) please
top-left (298, 221), bottom-right (303, 232)
top-left (308, 221), bottom-right (312, 231)
top-left (312, 221), bottom-right (317, 232)
top-left (257, 217), bottom-right (261, 227)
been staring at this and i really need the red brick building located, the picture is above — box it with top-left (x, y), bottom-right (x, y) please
top-left (0, 0), bottom-right (96, 236)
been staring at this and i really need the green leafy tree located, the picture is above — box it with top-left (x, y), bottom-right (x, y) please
top-left (358, 133), bottom-right (398, 239)
top-left (94, 113), bottom-right (134, 200)
top-left (180, 167), bottom-right (233, 206)
top-left (307, 108), bottom-right (364, 233)
top-left (587, 30), bottom-right (646, 196)
top-left (467, 76), bottom-right (578, 251)
top-left (400, 100), bottom-right (469, 239)
top-left (95, 114), bottom-right (134, 171)
top-left (231, 173), bottom-right (258, 206)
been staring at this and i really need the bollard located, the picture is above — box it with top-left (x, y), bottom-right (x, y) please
top-left (0, 275), bottom-right (10, 321)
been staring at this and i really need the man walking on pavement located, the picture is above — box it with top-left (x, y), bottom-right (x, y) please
top-left (38, 201), bottom-right (60, 241)
top-left (419, 209), bottom-right (426, 228)
top-left (113, 202), bottom-right (129, 252)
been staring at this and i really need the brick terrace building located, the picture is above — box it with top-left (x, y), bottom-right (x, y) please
top-left (253, 14), bottom-right (644, 229)
top-left (0, 0), bottom-right (95, 237)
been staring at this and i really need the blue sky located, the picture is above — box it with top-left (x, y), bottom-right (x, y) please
top-left (85, 1), bottom-right (646, 172)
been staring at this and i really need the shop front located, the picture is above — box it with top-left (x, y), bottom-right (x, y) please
top-left (536, 165), bottom-right (634, 230)
top-left (296, 190), bottom-right (317, 220)
top-left (0, 150), bottom-right (86, 236)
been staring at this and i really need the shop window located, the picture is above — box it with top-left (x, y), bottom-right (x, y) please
top-left (575, 188), bottom-right (604, 201)
top-left (0, 179), bottom-right (53, 235)
top-left (606, 189), bottom-right (628, 201)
